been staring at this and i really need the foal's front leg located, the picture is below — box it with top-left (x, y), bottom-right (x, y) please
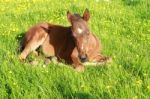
top-left (71, 48), bottom-right (84, 72)
top-left (92, 54), bottom-right (112, 64)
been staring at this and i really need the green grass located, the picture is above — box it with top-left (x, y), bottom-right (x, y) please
top-left (0, 0), bottom-right (150, 98)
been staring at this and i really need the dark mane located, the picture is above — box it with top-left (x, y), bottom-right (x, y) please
top-left (72, 14), bottom-right (82, 20)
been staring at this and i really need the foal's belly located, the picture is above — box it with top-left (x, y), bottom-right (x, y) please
top-left (41, 35), bottom-right (75, 64)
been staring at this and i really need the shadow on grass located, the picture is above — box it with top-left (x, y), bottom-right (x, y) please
top-left (72, 92), bottom-right (97, 99)
top-left (5, 84), bottom-right (12, 99)
top-left (54, 76), bottom-right (97, 99)
top-left (122, 0), bottom-right (140, 6)
top-left (15, 32), bottom-right (25, 53)
top-left (121, 60), bottom-right (147, 80)
top-left (56, 83), bottom-right (109, 99)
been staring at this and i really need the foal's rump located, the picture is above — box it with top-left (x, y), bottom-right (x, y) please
top-left (19, 23), bottom-right (49, 60)
top-left (23, 23), bottom-right (49, 47)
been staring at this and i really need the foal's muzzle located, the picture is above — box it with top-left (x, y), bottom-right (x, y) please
top-left (79, 55), bottom-right (88, 63)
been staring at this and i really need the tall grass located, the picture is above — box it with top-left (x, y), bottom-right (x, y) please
top-left (0, 0), bottom-right (150, 98)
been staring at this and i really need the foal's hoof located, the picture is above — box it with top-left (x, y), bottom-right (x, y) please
top-left (44, 58), bottom-right (51, 65)
top-left (19, 55), bottom-right (25, 61)
top-left (32, 51), bottom-right (39, 56)
top-left (107, 57), bottom-right (112, 63)
top-left (75, 66), bottom-right (85, 72)
top-left (29, 60), bottom-right (38, 65)
top-left (99, 57), bottom-right (112, 64)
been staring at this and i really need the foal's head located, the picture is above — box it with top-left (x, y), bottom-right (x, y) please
top-left (67, 9), bottom-right (90, 62)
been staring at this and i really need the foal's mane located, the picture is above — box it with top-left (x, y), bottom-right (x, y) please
top-left (71, 14), bottom-right (82, 21)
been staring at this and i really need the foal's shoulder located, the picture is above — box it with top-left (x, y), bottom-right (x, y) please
top-left (90, 33), bottom-right (101, 42)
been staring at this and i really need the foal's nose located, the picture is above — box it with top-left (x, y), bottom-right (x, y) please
top-left (79, 55), bottom-right (88, 63)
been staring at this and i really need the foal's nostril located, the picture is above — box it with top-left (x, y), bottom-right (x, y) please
top-left (79, 55), bottom-right (88, 62)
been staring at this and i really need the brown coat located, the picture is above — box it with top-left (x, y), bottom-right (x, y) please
top-left (19, 9), bottom-right (110, 72)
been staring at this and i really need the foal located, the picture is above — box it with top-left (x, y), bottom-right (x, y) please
top-left (19, 9), bottom-right (110, 72)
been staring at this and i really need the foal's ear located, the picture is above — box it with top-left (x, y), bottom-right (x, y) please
top-left (83, 8), bottom-right (90, 21)
top-left (67, 11), bottom-right (72, 22)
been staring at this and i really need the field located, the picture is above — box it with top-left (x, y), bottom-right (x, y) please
top-left (0, 0), bottom-right (150, 98)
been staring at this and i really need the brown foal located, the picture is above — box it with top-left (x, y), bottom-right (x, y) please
top-left (19, 9), bottom-right (111, 72)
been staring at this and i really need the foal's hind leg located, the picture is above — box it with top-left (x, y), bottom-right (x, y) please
top-left (41, 36), bottom-right (56, 64)
top-left (19, 34), bottom-right (47, 60)
top-left (19, 40), bottom-right (43, 60)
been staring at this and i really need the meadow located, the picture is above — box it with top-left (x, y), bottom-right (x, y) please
top-left (0, 0), bottom-right (150, 98)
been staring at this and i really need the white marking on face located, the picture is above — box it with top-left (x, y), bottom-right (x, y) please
top-left (77, 27), bottom-right (83, 34)
top-left (81, 44), bottom-right (84, 50)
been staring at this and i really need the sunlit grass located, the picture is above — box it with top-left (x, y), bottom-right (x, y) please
top-left (0, 0), bottom-right (150, 98)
